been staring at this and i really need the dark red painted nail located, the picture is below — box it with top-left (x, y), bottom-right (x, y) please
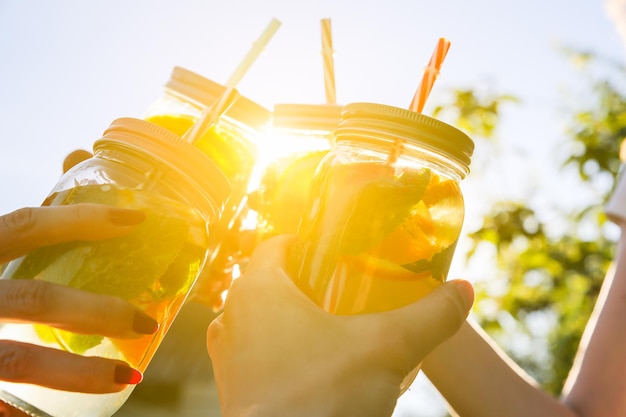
top-left (132, 311), bottom-right (159, 334)
top-left (114, 365), bottom-right (143, 385)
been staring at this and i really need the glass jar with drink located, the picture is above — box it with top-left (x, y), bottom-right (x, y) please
top-left (251, 103), bottom-right (342, 242)
top-left (288, 102), bottom-right (474, 391)
top-left (0, 118), bottom-right (230, 417)
top-left (143, 66), bottom-right (271, 308)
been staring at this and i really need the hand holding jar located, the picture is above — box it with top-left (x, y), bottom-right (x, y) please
top-left (0, 204), bottom-right (158, 394)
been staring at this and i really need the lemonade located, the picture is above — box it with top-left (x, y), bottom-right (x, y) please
top-left (290, 162), bottom-right (464, 314)
top-left (145, 113), bottom-right (257, 195)
top-left (142, 68), bottom-right (271, 307)
top-left (145, 113), bottom-right (258, 308)
top-left (255, 149), bottom-right (329, 239)
top-left (252, 103), bottom-right (340, 242)
top-left (0, 184), bottom-right (208, 416)
top-left (287, 103), bottom-right (473, 393)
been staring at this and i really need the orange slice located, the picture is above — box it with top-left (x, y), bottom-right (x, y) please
top-left (111, 297), bottom-right (174, 368)
top-left (424, 180), bottom-right (464, 249)
top-left (423, 179), bottom-right (461, 207)
top-left (368, 201), bottom-right (438, 265)
top-left (112, 335), bottom-right (153, 368)
top-left (339, 254), bottom-right (431, 282)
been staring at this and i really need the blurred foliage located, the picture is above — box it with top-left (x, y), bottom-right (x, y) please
top-left (432, 88), bottom-right (519, 140)
top-left (467, 202), bottom-right (612, 393)
top-left (439, 49), bottom-right (626, 397)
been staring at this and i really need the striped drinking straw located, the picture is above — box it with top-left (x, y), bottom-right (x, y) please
top-left (321, 18), bottom-right (337, 104)
top-left (409, 37), bottom-right (451, 113)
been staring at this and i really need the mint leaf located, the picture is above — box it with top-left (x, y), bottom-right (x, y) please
top-left (334, 168), bottom-right (432, 254)
top-left (7, 185), bottom-right (196, 355)
top-left (71, 210), bottom-right (189, 300)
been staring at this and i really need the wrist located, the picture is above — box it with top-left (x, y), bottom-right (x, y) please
top-left (607, 165), bottom-right (626, 226)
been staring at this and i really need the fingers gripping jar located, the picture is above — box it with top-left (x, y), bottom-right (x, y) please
top-left (143, 66), bottom-right (271, 308)
top-left (288, 103), bottom-right (474, 391)
top-left (0, 118), bottom-right (230, 417)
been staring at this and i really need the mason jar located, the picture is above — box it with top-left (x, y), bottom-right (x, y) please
top-left (143, 66), bottom-right (271, 308)
top-left (290, 102), bottom-right (473, 312)
top-left (251, 103), bottom-right (342, 241)
top-left (0, 117), bottom-right (230, 417)
top-left (288, 102), bottom-right (474, 392)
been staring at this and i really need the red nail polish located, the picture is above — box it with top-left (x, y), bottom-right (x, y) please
top-left (114, 365), bottom-right (143, 385)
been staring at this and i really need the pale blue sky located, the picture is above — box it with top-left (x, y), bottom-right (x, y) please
top-left (0, 1), bottom-right (624, 415)
top-left (0, 0), bottom-right (622, 215)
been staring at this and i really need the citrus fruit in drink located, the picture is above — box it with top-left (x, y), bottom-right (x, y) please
top-left (257, 149), bottom-right (329, 237)
top-left (369, 177), bottom-right (463, 266)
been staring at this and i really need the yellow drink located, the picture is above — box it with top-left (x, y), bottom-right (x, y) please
top-left (2, 184), bottom-right (207, 369)
top-left (0, 117), bottom-right (229, 417)
top-left (290, 162), bottom-right (464, 314)
top-left (255, 149), bottom-right (329, 239)
top-left (287, 103), bottom-right (473, 394)
top-left (253, 103), bottom-right (340, 243)
top-left (145, 114), bottom-right (257, 188)
top-left (145, 113), bottom-right (258, 308)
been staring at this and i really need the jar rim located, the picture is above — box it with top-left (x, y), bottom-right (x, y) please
top-left (166, 67), bottom-right (271, 130)
top-left (272, 103), bottom-right (342, 131)
top-left (334, 102), bottom-right (474, 172)
top-left (94, 117), bottom-right (231, 219)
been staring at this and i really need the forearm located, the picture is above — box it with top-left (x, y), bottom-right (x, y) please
top-left (424, 237), bottom-right (626, 417)
top-left (422, 320), bottom-right (577, 417)
top-left (561, 237), bottom-right (626, 416)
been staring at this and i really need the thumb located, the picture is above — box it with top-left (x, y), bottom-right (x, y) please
top-left (386, 279), bottom-right (474, 362)
top-left (63, 149), bottom-right (93, 173)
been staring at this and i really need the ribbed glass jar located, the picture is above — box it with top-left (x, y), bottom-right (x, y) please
top-left (142, 66), bottom-right (271, 308)
top-left (252, 103), bottom-right (341, 241)
top-left (0, 118), bottom-right (230, 417)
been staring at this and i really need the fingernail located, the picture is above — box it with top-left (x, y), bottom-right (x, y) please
top-left (114, 365), bottom-right (143, 384)
top-left (132, 311), bottom-right (159, 334)
top-left (454, 280), bottom-right (475, 310)
top-left (109, 209), bottom-right (146, 226)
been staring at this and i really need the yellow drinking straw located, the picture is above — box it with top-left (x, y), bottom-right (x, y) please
top-left (182, 86), bottom-right (241, 144)
top-left (182, 17), bottom-right (282, 144)
top-left (226, 17), bottom-right (282, 88)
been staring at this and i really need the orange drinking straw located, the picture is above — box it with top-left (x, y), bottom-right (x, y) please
top-left (408, 37), bottom-right (451, 113)
top-left (321, 18), bottom-right (336, 104)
